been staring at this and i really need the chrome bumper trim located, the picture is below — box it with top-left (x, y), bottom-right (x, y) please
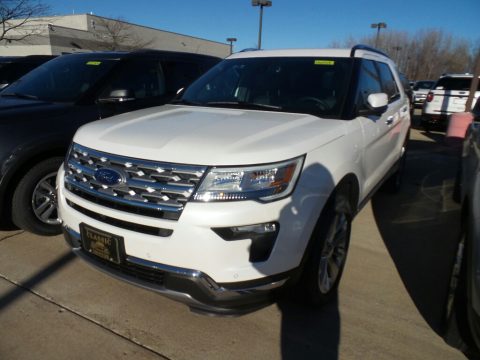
top-left (63, 226), bottom-right (289, 315)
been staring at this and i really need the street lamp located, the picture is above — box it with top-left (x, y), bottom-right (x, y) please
top-left (371, 22), bottom-right (387, 48)
top-left (252, 0), bottom-right (272, 49)
top-left (226, 37), bottom-right (237, 55)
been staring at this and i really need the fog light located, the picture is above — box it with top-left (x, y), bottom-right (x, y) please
top-left (212, 222), bottom-right (279, 262)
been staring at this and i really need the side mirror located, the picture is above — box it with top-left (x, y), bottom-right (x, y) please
top-left (359, 93), bottom-right (388, 115)
top-left (98, 89), bottom-right (135, 103)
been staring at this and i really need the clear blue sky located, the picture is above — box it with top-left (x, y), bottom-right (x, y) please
top-left (44, 0), bottom-right (478, 51)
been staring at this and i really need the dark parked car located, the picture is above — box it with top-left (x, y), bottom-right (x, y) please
top-left (445, 99), bottom-right (480, 357)
top-left (0, 55), bottom-right (56, 89)
top-left (0, 50), bottom-right (220, 235)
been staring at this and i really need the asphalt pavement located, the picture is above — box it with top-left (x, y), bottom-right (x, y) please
top-left (0, 119), bottom-right (467, 360)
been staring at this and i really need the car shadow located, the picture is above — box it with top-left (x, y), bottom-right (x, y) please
top-left (371, 137), bottom-right (461, 334)
top-left (257, 162), bottom-right (341, 359)
top-left (278, 294), bottom-right (340, 360)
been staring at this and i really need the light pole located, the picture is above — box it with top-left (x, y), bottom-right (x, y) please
top-left (371, 22), bottom-right (387, 48)
top-left (226, 37), bottom-right (237, 55)
top-left (252, 0), bottom-right (272, 49)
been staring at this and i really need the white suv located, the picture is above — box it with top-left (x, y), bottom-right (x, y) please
top-left (57, 45), bottom-right (411, 315)
top-left (422, 74), bottom-right (480, 130)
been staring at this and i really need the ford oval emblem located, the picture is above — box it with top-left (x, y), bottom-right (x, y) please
top-left (94, 168), bottom-right (124, 187)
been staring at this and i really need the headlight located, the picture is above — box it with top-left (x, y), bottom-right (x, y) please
top-left (193, 156), bottom-right (304, 202)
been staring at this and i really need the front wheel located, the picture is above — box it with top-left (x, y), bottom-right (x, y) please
top-left (299, 192), bottom-right (352, 305)
top-left (11, 157), bottom-right (64, 236)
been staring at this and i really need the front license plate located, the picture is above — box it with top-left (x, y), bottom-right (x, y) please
top-left (80, 224), bottom-right (122, 264)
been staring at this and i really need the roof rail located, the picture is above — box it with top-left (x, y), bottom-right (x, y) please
top-left (350, 44), bottom-right (389, 58)
top-left (239, 48), bottom-right (261, 52)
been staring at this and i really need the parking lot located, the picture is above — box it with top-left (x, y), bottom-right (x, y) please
top-left (0, 115), bottom-right (467, 360)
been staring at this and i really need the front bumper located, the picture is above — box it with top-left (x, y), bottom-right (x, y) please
top-left (63, 226), bottom-right (292, 315)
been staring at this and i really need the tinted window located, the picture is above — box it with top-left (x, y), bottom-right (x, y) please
top-left (161, 61), bottom-right (201, 94)
top-left (0, 63), bottom-right (38, 84)
top-left (435, 77), bottom-right (480, 91)
top-left (182, 57), bottom-right (353, 118)
top-left (99, 59), bottom-right (166, 100)
top-left (377, 62), bottom-right (400, 102)
top-left (355, 59), bottom-right (382, 111)
top-left (2, 55), bottom-right (118, 102)
top-left (413, 81), bottom-right (434, 90)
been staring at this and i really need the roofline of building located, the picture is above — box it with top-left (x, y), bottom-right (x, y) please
top-left (49, 13), bottom-right (229, 47)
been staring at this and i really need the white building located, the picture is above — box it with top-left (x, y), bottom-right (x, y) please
top-left (0, 14), bottom-right (230, 58)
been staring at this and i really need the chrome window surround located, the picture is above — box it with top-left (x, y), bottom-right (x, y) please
top-left (64, 143), bottom-right (207, 220)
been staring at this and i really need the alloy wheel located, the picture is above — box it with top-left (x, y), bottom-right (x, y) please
top-left (31, 172), bottom-right (61, 225)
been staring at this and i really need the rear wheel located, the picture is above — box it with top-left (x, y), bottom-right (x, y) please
top-left (11, 157), bottom-right (64, 236)
top-left (299, 192), bottom-right (352, 305)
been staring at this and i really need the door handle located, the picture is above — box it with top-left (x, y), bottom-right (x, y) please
top-left (386, 116), bottom-right (394, 125)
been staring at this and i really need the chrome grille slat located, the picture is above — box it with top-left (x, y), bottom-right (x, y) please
top-left (64, 143), bottom-right (207, 220)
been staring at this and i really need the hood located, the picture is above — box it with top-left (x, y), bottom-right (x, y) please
top-left (73, 105), bottom-right (346, 165)
top-left (0, 96), bottom-right (72, 120)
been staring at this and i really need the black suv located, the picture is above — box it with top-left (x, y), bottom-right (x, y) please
top-left (0, 50), bottom-right (220, 235)
top-left (0, 55), bottom-right (56, 89)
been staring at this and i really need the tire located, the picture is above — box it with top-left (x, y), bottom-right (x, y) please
top-left (298, 191), bottom-right (352, 306)
top-left (444, 214), bottom-right (480, 358)
top-left (444, 234), bottom-right (470, 353)
top-left (421, 119), bottom-right (431, 133)
top-left (11, 157), bottom-right (64, 236)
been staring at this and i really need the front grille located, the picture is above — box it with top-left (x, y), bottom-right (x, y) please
top-left (84, 250), bottom-right (166, 286)
top-left (64, 143), bottom-right (207, 220)
top-left (67, 200), bottom-right (173, 237)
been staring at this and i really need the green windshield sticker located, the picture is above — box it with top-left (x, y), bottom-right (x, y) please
top-left (86, 61), bottom-right (102, 66)
top-left (314, 60), bottom-right (335, 65)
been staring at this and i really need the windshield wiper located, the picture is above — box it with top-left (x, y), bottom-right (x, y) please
top-left (205, 101), bottom-right (282, 111)
top-left (1, 92), bottom-right (39, 100)
top-left (170, 99), bottom-right (202, 106)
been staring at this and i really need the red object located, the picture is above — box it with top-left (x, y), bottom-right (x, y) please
top-left (426, 92), bottom-right (434, 102)
top-left (445, 112), bottom-right (474, 146)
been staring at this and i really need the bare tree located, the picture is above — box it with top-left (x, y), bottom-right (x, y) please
top-left (0, 0), bottom-right (49, 42)
top-left (330, 29), bottom-right (478, 80)
top-left (91, 17), bottom-right (154, 51)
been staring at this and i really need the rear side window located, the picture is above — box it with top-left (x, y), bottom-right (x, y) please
top-left (161, 61), bottom-right (201, 94)
top-left (99, 59), bottom-right (166, 100)
top-left (435, 77), bottom-right (480, 91)
top-left (377, 62), bottom-right (400, 102)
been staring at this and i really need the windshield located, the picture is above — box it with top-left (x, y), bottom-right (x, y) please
top-left (180, 57), bottom-right (353, 118)
top-left (2, 55), bottom-right (119, 102)
top-left (413, 81), bottom-right (434, 90)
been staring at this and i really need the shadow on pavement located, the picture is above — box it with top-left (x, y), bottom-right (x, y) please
top-left (0, 252), bottom-right (75, 311)
top-left (371, 136), bottom-right (461, 334)
top-left (278, 294), bottom-right (340, 360)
